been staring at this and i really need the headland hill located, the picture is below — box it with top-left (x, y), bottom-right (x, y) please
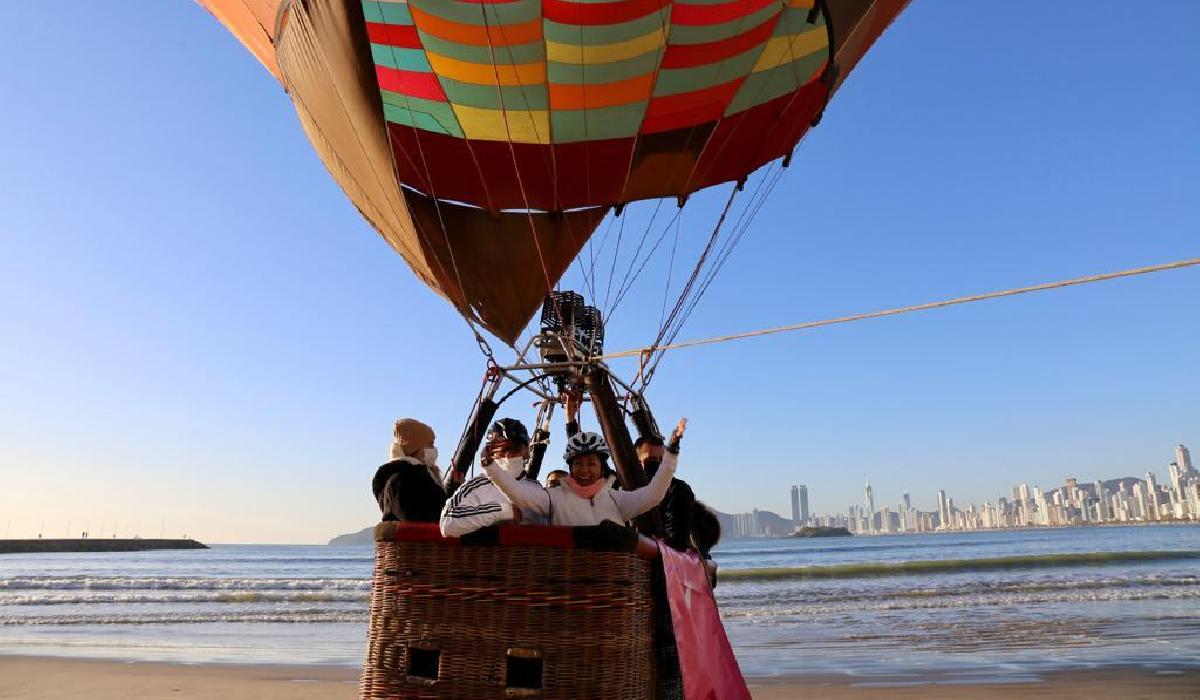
top-left (0, 538), bottom-right (207, 554)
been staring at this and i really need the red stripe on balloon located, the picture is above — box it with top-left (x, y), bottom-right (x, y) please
top-left (671, 0), bottom-right (782, 26)
top-left (641, 78), bottom-right (745, 133)
top-left (543, 0), bottom-right (672, 25)
top-left (375, 66), bottom-right (447, 102)
top-left (365, 22), bottom-right (423, 50)
top-left (659, 14), bottom-right (780, 69)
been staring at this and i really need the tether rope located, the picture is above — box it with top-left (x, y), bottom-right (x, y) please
top-left (600, 257), bottom-right (1200, 360)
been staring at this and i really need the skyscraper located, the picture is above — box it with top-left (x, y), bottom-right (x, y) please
top-left (1144, 471), bottom-right (1160, 520)
top-left (799, 485), bottom-right (809, 525)
top-left (936, 489), bottom-right (948, 528)
top-left (865, 479), bottom-right (875, 533)
top-left (790, 485), bottom-right (800, 525)
top-left (1178, 444), bottom-right (1194, 473)
top-left (1169, 462), bottom-right (1183, 497)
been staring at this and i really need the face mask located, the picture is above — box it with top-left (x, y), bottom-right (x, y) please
top-left (420, 447), bottom-right (439, 468)
top-left (495, 456), bottom-right (525, 475)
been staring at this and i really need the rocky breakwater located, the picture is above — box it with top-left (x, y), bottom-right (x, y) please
top-left (0, 539), bottom-right (208, 554)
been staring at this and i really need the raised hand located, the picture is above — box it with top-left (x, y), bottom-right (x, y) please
top-left (667, 418), bottom-right (687, 454)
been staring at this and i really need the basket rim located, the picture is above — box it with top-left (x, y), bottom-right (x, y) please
top-left (374, 522), bottom-right (661, 559)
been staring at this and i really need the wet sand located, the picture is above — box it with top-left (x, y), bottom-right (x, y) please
top-left (0, 657), bottom-right (1197, 698)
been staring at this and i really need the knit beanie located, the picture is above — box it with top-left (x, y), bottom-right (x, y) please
top-left (391, 418), bottom-right (436, 460)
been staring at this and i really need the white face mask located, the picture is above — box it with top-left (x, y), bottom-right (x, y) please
top-left (420, 447), bottom-right (439, 468)
top-left (495, 456), bottom-right (525, 475)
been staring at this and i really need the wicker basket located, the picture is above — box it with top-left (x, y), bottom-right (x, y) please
top-left (361, 523), bottom-right (672, 699)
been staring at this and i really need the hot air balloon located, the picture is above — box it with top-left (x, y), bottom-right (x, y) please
top-left (198, 2), bottom-right (909, 697)
top-left (200, 0), bottom-right (906, 344)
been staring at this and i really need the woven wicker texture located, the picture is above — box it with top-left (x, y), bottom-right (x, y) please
top-left (362, 538), bottom-right (659, 699)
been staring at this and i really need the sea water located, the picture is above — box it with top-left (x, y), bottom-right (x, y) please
top-left (1, 525), bottom-right (1197, 678)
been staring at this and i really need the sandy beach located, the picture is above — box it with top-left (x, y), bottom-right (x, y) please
top-left (1, 657), bottom-right (1197, 699)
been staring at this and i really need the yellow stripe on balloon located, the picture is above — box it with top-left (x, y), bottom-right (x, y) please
top-left (451, 105), bottom-right (551, 144)
top-left (545, 28), bottom-right (665, 66)
top-left (752, 26), bottom-right (828, 73)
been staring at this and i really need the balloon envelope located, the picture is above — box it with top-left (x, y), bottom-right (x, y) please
top-left (198, 0), bottom-right (909, 343)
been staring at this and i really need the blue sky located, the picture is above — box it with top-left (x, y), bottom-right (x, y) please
top-left (1, 2), bottom-right (1197, 543)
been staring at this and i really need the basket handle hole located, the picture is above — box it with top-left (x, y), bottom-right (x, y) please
top-left (505, 648), bottom-right (543, 694)
top-left (406, 646), bottom-right (440, 684)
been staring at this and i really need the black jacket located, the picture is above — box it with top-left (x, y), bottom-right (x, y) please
top-left (372, 458), bottom-right (446, 522)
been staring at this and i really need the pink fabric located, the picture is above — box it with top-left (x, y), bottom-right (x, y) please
top-left (660, 545), bottom-right (750, 700)
top-left (562, 476), bottom-right (605, 500)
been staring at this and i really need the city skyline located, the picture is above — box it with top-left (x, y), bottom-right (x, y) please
top-left (846, 441), bottom-right (1200, 535)
top-left (728, 441), bottom-right (1200, 538)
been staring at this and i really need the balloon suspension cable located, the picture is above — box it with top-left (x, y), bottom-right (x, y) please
top-left (508, 335), bottom-right (557, 398)
top-left (523, 399), bottom-right (556, 480)
top-left (446, 367), bottom-right (505, 494)
top-left (601, 257), bottom-right (1200, 360)
top-left (603, 365), bottom-right (644, 417)
top-left (497, 374), bottom-right (558, 406)
top-left (638, 185), bottom-right (741, 389)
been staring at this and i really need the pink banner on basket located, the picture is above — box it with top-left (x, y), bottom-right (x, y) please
top-left (659, 545), bottom-right (751, 700)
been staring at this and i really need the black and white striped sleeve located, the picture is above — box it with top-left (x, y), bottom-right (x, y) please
top-left (439, 476), bottom-right (512, 537)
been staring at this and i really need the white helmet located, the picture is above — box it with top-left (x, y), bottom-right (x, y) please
top-left (563, 432), bottom-right (609, 463)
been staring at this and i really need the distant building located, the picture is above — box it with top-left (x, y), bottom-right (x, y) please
top-left (791, 485), bottom-right (800, 525)
top-left (1169, 462), bottom-right (1184, 497)
top-left (799, 485), bottom-right (809, 525)
top-left (864, 480), bottom-right (875, 533)
top-left (1178, 444), bottom-right (1193, 473)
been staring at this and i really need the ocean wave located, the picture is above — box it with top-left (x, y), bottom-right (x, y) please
top-left (719, 550), bottom-right (1200, 581)
top-left (0, 591), bottom-right (370, 606)
top-left (719, 587), bottom-right (1200, 617)
top-left (716, 538), bottom-right (1027, 559)
top-left (0, 576), bottom-right (369, 592)
top-left (0, 610), bottom-right (369, 625)
top-left (715, 573), bottom-right (1199, 605)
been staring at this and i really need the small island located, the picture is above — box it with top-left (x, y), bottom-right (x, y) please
top-left (789, 526), bottom-right (853, 538)
top-left (0, 539), bottom-right (208, 554)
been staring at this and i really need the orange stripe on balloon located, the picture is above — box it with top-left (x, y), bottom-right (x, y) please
top-left (409, 4), bottom-right (542, 47)
top-left (549, 74), bottom-right (656, 109)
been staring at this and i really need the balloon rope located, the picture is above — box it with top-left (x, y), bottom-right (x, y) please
top-left (613, 0), bottom-right (676, 206)
top-left (369, 2), bottom-right (498, 353)
top-left (608, 203), bottom-right (681, 319)
top-left (668, 161), bottom-right (786, 341)
top-left (639, 187), bottom-right (741, 386)
top-left (659, 214), bottom-right (684, 329)
top-left (600, 257), bottom-right (1200, 360)
top-left (477, 6), bottom-right (565, 330)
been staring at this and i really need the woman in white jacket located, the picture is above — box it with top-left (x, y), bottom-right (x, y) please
top-left (482, 427), bottom-right (681, 526)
